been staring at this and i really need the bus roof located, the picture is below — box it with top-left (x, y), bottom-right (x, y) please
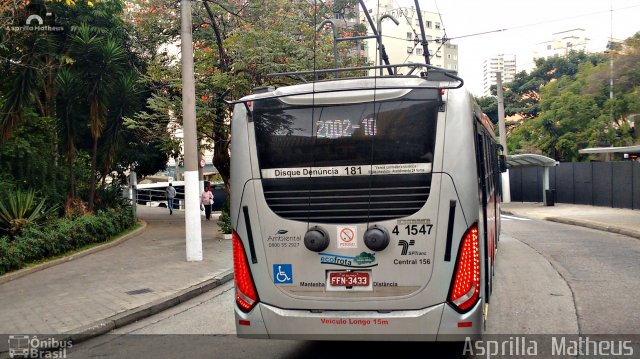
top-left (223, 64), bottom-right (463, 105)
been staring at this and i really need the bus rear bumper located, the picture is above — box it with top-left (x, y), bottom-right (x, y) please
top-left (235, 300), bottom-right (483, 341)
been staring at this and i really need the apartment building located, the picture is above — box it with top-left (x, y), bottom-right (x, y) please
top-left (482, 54), bottom-right (517, 96)
top-left (360, 0), bottom-right (458, 71)
top-left (534, 28), bottom-right (590, 59)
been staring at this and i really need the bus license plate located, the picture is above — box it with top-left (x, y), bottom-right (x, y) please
top-left (326, 271), bottom-right (372, 291)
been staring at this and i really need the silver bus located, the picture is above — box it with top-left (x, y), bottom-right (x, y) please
top-left (229, 65), bottom-right (505, 340)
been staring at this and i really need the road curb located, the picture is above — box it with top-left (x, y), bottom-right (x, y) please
top-left (64, 269), bottom-right (234, 344)
top-left (545, 217), bottom-right (640, 240)
top-left (501, 209), bottom-right (640, 240)
top-left (0, 220), bottom-right (148, 285)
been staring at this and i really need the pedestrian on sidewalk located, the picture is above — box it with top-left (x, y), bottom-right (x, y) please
top-left (200, 186), bottom-right (214, 221)
top-left (165, 183), bottom-right (176, 215)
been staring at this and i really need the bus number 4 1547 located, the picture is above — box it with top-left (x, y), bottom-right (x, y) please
top-left (392, 224), bottom-right (433, 236)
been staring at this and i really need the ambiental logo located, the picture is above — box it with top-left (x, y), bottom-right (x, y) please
top-left (266, 229), bottom-right (301, 243)
top-left (398, 239), bottom-right (415, 255)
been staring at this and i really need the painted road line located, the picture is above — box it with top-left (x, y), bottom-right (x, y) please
top-left (501, 214), bottom-right (531, 221)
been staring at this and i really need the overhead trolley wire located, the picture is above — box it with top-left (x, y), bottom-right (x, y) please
top-left (428, 0), bottom-right (447, 62)
top-left (446, 4), bottom-right (640, 41)
top-left (392, 0), bottom-right (422, 64)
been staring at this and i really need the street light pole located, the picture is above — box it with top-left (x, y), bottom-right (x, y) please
top-left (496, 72), bottom-right (511, 203)
top-left (180, 0), bottom-right (203, 261)
top-left (609, 4), bottom-right (614, 123)
top-left (609, 45), bottom-right (614, 123)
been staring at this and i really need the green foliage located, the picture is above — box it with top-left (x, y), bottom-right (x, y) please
top-left (0, 189), bottom-right (59, 237)
top-left (0, 114), bottom-right (67, 207)
top-left (1, 0), bottom-right (168, 214)
top-left (501, 51), bottom-right (606, 121)
top-left (94, 182), bottom-right (130, 211)
top-left (0, 206), bottom-right (135, 275)
top-left (218, 206), bottom-right (232, 235)
top-left (480, 36), bottom-right (640, 161)
top-left (476, 96), bottom-right (498, 124)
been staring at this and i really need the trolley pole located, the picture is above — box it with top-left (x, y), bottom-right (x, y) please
top-left (496, 72), bottom-right (511, 203)
top-left (180, 0), bottom-right (203, 261)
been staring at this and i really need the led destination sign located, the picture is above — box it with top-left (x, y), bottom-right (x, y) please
top-left (315, 117), bottom-right (377, 139)
top-left (254, 94), bottom-right (439, 172)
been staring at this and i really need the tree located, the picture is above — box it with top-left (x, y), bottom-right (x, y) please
top-left (504, 44), bottom-right (640, 160)
top-left (479, 51), bottom-right (606, 123)
top-left (126, 0), bottom-right (366, 201)
top-left (584, 33), bottom-right (640, 141)
top-left (476, 96), bottom-right (498, 124)
top-left (67, 25), bottom-right (128, 211)
top-left (56, 67), bottom-right (84, 204)
top-left (1, 0), bottom-right (170, 212)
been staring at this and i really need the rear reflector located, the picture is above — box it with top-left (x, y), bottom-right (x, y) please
top-left (233, 230), bottom-right (259, 312)
top-left (448, 224), bottom-right (480, 312)
top-left (457, 322), bottom-right (473, 328)
top-left (238, 320), bottom-right (251, 326)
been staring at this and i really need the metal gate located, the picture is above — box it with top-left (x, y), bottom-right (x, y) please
top-left (509, 162), bottom-right (640, 210)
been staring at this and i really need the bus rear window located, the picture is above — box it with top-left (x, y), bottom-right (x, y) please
top-left (253, 90), bottom-right (439, 171)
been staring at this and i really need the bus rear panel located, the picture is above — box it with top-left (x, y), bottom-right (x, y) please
top-left (230, 77), bottom-right (496, 341)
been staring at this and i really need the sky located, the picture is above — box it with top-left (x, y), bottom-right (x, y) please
top-left (395, 0), bottom-right (640, 96)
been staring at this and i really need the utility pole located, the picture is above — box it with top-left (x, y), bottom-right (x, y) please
top-left (198, 151), bottom-right (205, 193)
top-left (180, 0), bottom-right (203, 261)
top-left (609, 52), bottom-right (614, 122)
top-left (609, 4), bottom-right (614, 124)
top-left (496, 72), bottom-right (511, 203)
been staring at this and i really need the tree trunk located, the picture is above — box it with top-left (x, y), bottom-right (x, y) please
top-left (212, 103), bottom-right (231, 209)
top-left (88, 136), bottom-right (98, 212)
top-left (66, 126), bottom-right (77, 211)
top-left (203, 3), bottom-right (231, 209)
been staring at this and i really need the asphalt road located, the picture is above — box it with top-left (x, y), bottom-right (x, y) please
top-left (67, 216), bottom-right (640, 359)
top-left (501, 216), bottom-right (640, 334)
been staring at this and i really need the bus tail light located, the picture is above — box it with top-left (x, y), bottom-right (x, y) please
top-left (448, 224), bottom-right (480, 312)
top-left (233, 230), bottom-right (259, 312)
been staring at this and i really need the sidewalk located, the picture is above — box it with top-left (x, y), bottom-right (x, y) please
top-left (0, 206), bottom-right (233, 339)
top-left (502, 202), bottom-right (640, 240)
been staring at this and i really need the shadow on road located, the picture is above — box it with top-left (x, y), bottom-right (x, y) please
top-left (289, 341), bottom-right (467, 359)
top-left (67, 335), bottom-right (468, 359)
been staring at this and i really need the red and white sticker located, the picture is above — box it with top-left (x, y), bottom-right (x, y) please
top-left (337, 226), bottom-right (357, 249)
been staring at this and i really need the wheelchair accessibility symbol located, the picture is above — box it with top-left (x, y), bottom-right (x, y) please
top-left (273, 264), bottom-right (293, 284)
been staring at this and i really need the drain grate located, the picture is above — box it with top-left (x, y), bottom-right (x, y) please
top-left (126, 288), bottom-right (154, 295)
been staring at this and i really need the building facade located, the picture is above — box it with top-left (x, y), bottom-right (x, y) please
top-left (534, 28), bottom-right (590, 59)
top-left (360, 0), bottom-right (458, 72)
top-left (482, 54), bottom-right (516, 96)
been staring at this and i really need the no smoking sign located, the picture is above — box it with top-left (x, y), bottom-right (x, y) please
top-left (337, 226), bottom-right (357, 249)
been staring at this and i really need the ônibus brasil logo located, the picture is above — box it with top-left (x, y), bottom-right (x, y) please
top-left (8, 335), bottom-right (72, 358)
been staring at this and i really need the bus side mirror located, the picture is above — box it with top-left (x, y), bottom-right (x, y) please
top-left (498, 155), bottom-right (508, 173)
